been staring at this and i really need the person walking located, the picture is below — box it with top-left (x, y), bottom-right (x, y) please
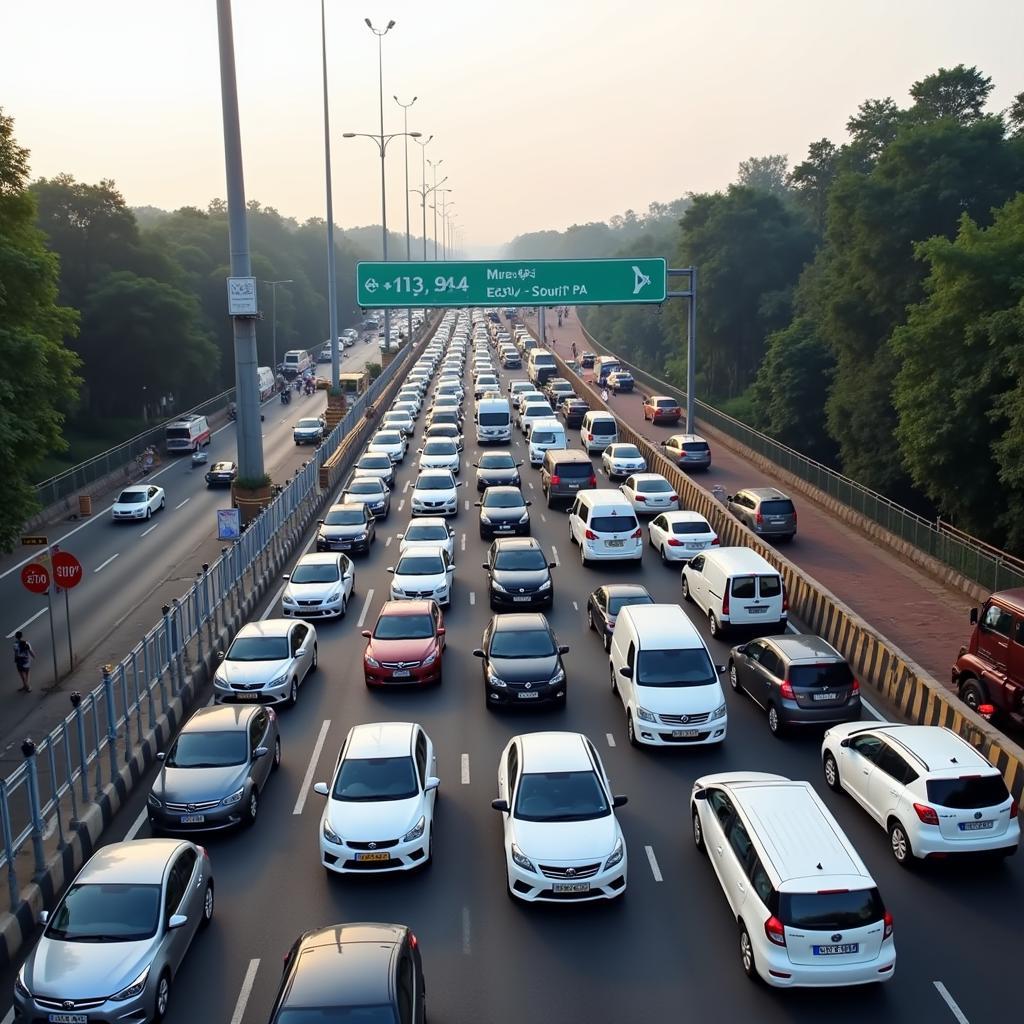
top-left (13, 631), bottom-right (35, 693)
top-left (601, 387), bottom-right (610, 403)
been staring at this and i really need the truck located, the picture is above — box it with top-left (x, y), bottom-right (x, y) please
top-left (595, 355), bottom-right (622, 385)
top-left (953, 589), bottom-right (1024, 724)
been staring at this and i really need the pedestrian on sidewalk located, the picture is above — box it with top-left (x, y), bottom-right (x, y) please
top-left (13, 631), bottom-right (35, 693)
top-left (601, 387), bottom-right (610, 403)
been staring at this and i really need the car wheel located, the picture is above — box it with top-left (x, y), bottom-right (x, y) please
top-left (603, 629), bottom-right (611, 653)
top-left (580, 543), bottom-right (589, 568)
top-left (959, 677), bottom-right (987, 714)
top-left (200, 881), bottom-right (214, 927)
top-left (681, 576), bottom-right (691, 602)
top-left (728, 662), bottom-right (742, 694)
top-left (287, 678), bottom-right (299, 707)
top-left (692, 810), bottom-right (706, 854)
top-left (245, 789), bottom-right (259, 826)
top-left (626, 711), bottom-right (639, 748)
top-left (660, 544), bottom-right (669, 565)
top-left (272, 737), bottom-right (282, 771)
top-left (160, 497), bottom-right (166, 510)
top-left (610, 666), bottom-right (618, 695)
top-left (340, 596), bottom-right (347, 618)
top-left (739, 923), bottom-right (758, 982)
top-left (767, 703), bottom-right (784, 738)
top-left (146, 508), bottom-right (152, 520)
top-left (154, 971), bottom-right (172, 1022)
top-left (311, 645), bottom-right (318, 671)
top-left (708, 611), bottom-right (721, 638)
top-left (889, 819), bottom-right (914, 867)
top-left (587, 606), bottom-right (596, 632)
top-left (568, 522), bottom-right (575, 544)
top-left (823, 751), bottom-right (842, 793)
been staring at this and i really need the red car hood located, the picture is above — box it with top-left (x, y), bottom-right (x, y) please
top-left (368, 636), bottom-right (438, 662)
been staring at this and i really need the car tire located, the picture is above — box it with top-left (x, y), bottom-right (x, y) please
top-left (587, 606), bottom-right (596, 632)
top-left (681, 576), bottom-right (691, 602)
top-left (311, 645), bottom-right (318, 671)
top-left (154, 971), bottom-right (172, 1022)
top-left (738, 923), bottom-right (758, 982)
top-left (692, 810), bottom-right (706, 855)
top-left (626, 711), bottom-right (639, 748)
top-left (660, 544), bottom-right (669, 565)
top-left (568, 523), bottom-right (576, 544)
top-left (580, 543), bottom-right (589, 568)
top-left (200, 881), bottom-right (214, 928)
top-left (340, 596), bottom-right (347, 618)
top-left (708, 611), bottom-right (722, 638)
top-left (888, 819), bottom-right (914, 867)
top-left (287, 678), bottom-right (299, 707)
top-left (959, 677), bottom-right (987, 714)
top-left (159, 497), bottom-right (165, 510)
top-left (245, 789), bottom-right (259, 827)
top-left (603, 629), bottom-right (611, 653)
top-left (146, 508), bottom-right (152, 520)
top-left (728, 661), bottom-right (742, 694)
top-left (610, 666), bottom-right (618, 695)
top-left (823, 751), bottom-right (842, 793)
top-left (767, 703), bottom-right (784, 738)
top-left (272, 737), bottom-right (282, 771)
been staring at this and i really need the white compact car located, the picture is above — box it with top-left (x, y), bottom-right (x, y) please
top-left (418, 439), bottom-right (461, 474)
top-left (620, 473), bottom-right (679, 514)
top-left (352, 452), bottom-right (396, 487)
top-left (647, 511), bottom-right (718, 563)
top-left (388, 545), bottom-right (455, 606)
top-left (342, 476), bottom-right (391, 519)
top-left (399, 518), bottom-right (455, 559)
top-left (821, 723), bottom-right (1020, 865)
top-left (381, 412), bottom-right (414, 437)
top-left (213, 619), bottom-right (317, 707)
top-left (367, 430), bottom-right (407, 464)
top-left (411, 471), bottom-right (460, 517)
top-left (392, 400), bottom-right (419, 421)
top-left (602, 444), bottom-right (647, 480)
top-left (282, 552), bottom-right (354, 619)
top-left (313, 722), bottom-right (439, 874)
top-left (112, 485), bottom-right (165, 521)
top-left (519, 401), bottom-right (554, 436)
top-left (492, 731), bottom-right (628, 903)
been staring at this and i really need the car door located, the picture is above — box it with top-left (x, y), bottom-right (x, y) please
top-left (396, 943), bottom-right (416, 1024)
top-left (755, 647), bottom-right (786, 712)
top-left (840, 733), bottom-right (885, 812)
top-left (734, 639), bottom-right (768, 704)
top-left (649, 515), bottom-right (668, 550)
top-left (148, 486), bottom-right (159, 511)
top-left (165, 847), bottom-right (200, 970)
top-left (703, 789), bottom-right (736, 892)
top-left (619, 641), bottom-right (637, 713)
top-left (290, 624), bottom-right (310, 681)
top-left (686, 555), bottom-right (708, 613)
top-left (723, 814), bottom-right (756, 915)
top-left (497, 741), bottom-right (519, 839)
top-left (868, 742), bottom-right (917, 826)
top-left (414, 728), bottom-right (435, 817)
top-left (976, 602), bottom-right (1012, 688)
top-left (250, 709), bottom-right (271, 788)
top-left (340, 555), bottom-right (354, 599)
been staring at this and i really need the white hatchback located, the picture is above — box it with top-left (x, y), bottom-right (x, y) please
top-left (282, 552), bottom-right (354, 619)
top-left (367, 430), bottom-right (407, 464)
top-left (647, 511), bottom-right (718, 563)
top-left (399, 518), bottom-right (455, 560)
top-left (388, 545), bottom-right (455, 606)
top-left (619, 473), bottom-right (678, 514)
top-left (602, 444), bottom-right (647, 480)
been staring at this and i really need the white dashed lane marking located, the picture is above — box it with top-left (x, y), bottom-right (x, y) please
top-left (645, 845), bottom-right (663, 882)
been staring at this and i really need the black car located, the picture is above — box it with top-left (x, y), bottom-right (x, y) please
top-left (476, 486), bottom-right (531, 539)
top-left (580, 352), bottom-right (596, 368)
top-left (317, 502), bottom-right (376, 554)
top-left (474, 613), bottom-right (569, 709)
top-left (543, 378), bottom-right (574, 407)
top-left (483, 537), bottom-right (555, 610)
top-left (205, 461), bottom-right (237, 487)
top-left (559, 397), bottom-right (590, 428)
top-left (474, 452), bottom-right (522, 492)
top-left (271, 923), bottom-right (426, 1024)
top-left (586, 584), bottom-right (655, 651)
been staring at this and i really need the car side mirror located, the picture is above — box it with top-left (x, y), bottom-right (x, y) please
top-left (296, 647), bottom-right (308, 657)
top-left (715, 664), bottom-right (727, 674)
top-left (481, 562), bottom-right (490, 570)
top-left (360, 629), bottom-right (371, 639)
top-left (619, 666), bottom-right (633, 679)
top-left (472, 648), bottom-right (485, 658)
top-left (969, 607), bottom-right (978, 625)
top-left (726, 495), bottom-right (734, 503)
top-left (515, 461), bottom-right (523, 467)
top-left (491, 798), bottom-right (510, 813)
top-left (472, 463), bottom-right (479, 468)
top-left (39, 910), bottom-right (49, 925)
top-left (474, 502), bottom-right (482, 507)
top-left (425, 777), bottom-right (440, 792)
top-left (386, 567), bottom-right (395, 574)
top-left (735, 644), bottom-right (748, 655)
top-left (317, 519), bottom-right (324, 526)
top-left (839, 738), bottom-right (851, 749)
top-left (282, 574), bottom-right (290, 581)
top-left (526, 500), bottom-right (532, 507)
top-left (168, 914), bottom-right (189, 930)
top-left (548, 562), bottom-right (557, 570)
top-left (437, 627), bottom-right (446, 636)
top-left (692, 789), bottom-right (708, 802)
top-left (312, 782), bottom-right (330, 797)
top-left (156, 752), bottom-right (165, 761)
top-left (612, 794), bottom-right (628, 809)
top-left (254, 746), bottom-right (269, 759)
top-left (216, 651), bottom-right (225, 661)
top-left (558, 645), bottom-right (570, 655)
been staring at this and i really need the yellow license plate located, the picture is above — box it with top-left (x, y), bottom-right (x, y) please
top-left (356, 851), bottom-right (390, 862)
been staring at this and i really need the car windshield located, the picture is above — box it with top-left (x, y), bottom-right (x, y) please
top-left (613, 446), bottom-right (641, 459)
top-left (374, 432), bottom-right (401, 444)
top-left (780, 889), bottom-right (884, 930)
top-left (479, 412), bottom-right (509, 425)
top-left (297, 419), bottom-right (320, 429)
top-left (926, 775), bottom-right (1009, 809)
top-left (532, 432), bottom-right (557, 444)
top-left (607, 592), bottom-right (654, 615)
top-left (417, 474), bottom-right (453, 491)
top-left (514, 771), bottom-right (609, 823)
top-left (274, 1009), bottom-right (399, 1024)
top-left (484, 490), bottom-right (524, 508)
top-left (291, 562), bottom-right (341, 584)
top-left (117, 491), bottom-right (146, 504)
top-left (228, 636), bottom-right (289, 662)
top-left (480, 454), bottom-right (515, 468)
top-left (636, 648), bottom-right (716, 687)
top-left (424, 441), bottom-right (456, 455)
top-left (374, 613), bottom-right (434, 640)
top-left (396, 555), bottom-right (444, 575)
top-left (333, 756), bottom-right (418, 801)
top-left (165, 730), bottom-right (248, 768)
top-left (671, 520), bottom-right (711, 535)
top-left (637, 479), bottom-right (671, 493)
top-left (590, 514), bottom-right (638, 534)
top-left (490, 628), bottom-right (555, 658)
top-left (46, 882), bottom-right (161, 941)
top-left (493, 548), bottom-right (547, 571)
top-left (348, 480), bottom-right (382, 495)
top-left (325, 509), bottom-right (365, 526)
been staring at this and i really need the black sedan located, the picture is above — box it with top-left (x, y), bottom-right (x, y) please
top-left (270, 923), bottom-right (426, 1024)
top-left (483, 537), bottom-right (555, 610)
top-left (476, 486), bottom-right (531, 539)
top-left (205, 460), bottom-right (237, 487)
top-left (316, 502), bottom-right (376, 554)
top-left (474, 612), bottom-right (569, 709)
top-left (473, 452), bottom-right (522, 492)
top-left (559, 397), bottom-right (590, 428)
top-left (586, 583), bottom-right (655, 651)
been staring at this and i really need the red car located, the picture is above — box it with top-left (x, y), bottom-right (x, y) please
top-left (362, 600), bottom-right (446, 686)
top-left (643, 395), bottom-right (682, 425)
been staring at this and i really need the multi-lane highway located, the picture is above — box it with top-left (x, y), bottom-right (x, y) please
top-left (3, 315), bottom-right (1014, 1024)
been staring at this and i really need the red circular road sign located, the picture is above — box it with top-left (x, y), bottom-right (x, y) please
top-left (21, 563), bottom-right (50, 594)
top-left (52, 551), bottom-right (83, 589)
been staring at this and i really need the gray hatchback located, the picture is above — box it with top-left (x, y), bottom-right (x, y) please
top-left (728, 634), bottom-right (861, 736)
top-left (148, 704), bottom-right (280, 832)
top-left (726, 486), bottom-right (797, 541)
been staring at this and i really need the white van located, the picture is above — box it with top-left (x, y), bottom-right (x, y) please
top-left (610, 604), bottom-right (727, 747)
top-left (257, 366), bottom-right (275, 400)
top-left (527, 349), bottom-right (557, 387)
top-left (690, 772), bottom-right (896, 987)
top-left (568, 489), bottom-right (642, 565)
top-left (165, 414), bottom-right (211, 454)
top-left (526, 418), bottom-right (567, 466)
top-left (581, 410), bottom-right (618, 453)
top-left (282, 349), bottom-right (312, 379)
top-left (681, 546), bottom-right (787, 639)
top-left (475, 397), bottom-right (511, 444)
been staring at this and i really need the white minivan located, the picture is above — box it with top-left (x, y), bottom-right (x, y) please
top-left (681, 547), bottom-right (787, 639)
top-left (610, 604), bottom-right (727, 748)
top-left (526, 418), bottom-right (567, 466)
top-left (567, 490), bottom-right (642, 566)
top-left (580, 411), bottom-right (618, 453)
top-left (475, 397), bottom-right (511, 443)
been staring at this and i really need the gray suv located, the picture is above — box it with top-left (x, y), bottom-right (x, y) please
top-left (540, 449), bottom-right (595, 508)
top-left (726, 486), bottom-right (797, 541)
top-left (727, 634), bottom-right (860, 736)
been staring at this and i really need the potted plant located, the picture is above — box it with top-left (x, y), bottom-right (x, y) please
top-left (231, 473), bottom-right (274, 523)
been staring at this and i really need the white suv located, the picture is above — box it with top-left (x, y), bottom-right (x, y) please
top-left (821, 724), bottom-right (1019, 865)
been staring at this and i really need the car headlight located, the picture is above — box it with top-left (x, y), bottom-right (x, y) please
top-left (14, 969), bottom-right (30, 999)
top-left (538, 578), bottom-right (552, 592)
top-left (603, 838), bottom-right (624, 871)
top-left (354, 531), bottom-right (367, 541)
top-left (480, 513), bottom-right (492, 524)
top-left (551, 667), bottom-right (565, 685)
top-left (711, 702), bottom-right (727, 720)
top-left (486, 665), bottom-right (507, 688)
top-left (511, 844), bottom-right (536, 872)
top-left (147, 792), bottom-right (162, 809)
top-left (323, 819), bottom-right (343, 845)
top-left (269, 672), bottom-right (288, 688)
top-left (402, 816), bottom-right (426, 843)
top-left (110, 965), bottom-right (150, 1002)
top-left (422, 649), bottom-right (438, 667)
top-left (221, 786), bottom-right (245, 807)
top-left (365, 653), bottom-right (381, 668)
top-left (326, 588), bottom-right (343, 602)
top-left (518, 510), bottom-right (530, 522)
top-left (636, 706), bottom-right (656, 723)
top-left (491, 580), bottom-right (509, 594)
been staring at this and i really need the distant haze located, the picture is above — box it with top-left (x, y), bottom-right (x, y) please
top-left (3, 0), bottom-right (1022, 250)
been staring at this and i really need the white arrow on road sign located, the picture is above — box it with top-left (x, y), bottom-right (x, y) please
top-left (632, 265), bottom-right (651, 295)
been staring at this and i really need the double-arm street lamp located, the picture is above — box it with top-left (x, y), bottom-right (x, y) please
top-left (394, 93), bottom-right (416, 341)
top-left (428, 158), bottom-right (444, 259)
top-left (412, 135), bottom-right (433, 259)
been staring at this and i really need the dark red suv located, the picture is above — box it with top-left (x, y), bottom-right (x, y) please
top-left (362, 599), bottom-right (446, 686)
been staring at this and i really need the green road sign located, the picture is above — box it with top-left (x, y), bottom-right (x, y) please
top-left (356, 257), bottom-right (667, 308)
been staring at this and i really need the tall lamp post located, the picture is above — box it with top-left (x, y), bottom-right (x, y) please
top-left (263, 279), bottom-right (292, 371)
top-left (394, 93), bottom-right (416, 341)
top-left (432, 188), bottom-right (452, 258)
top-left (409, 171), bottom-right (445, 262)
top-left (320, 0), bottom-right (340, 388)
top-left (442, 204), bottom-right (456, 260)
top-left (428, 158), bottom-right (443, 258)
top-left (412, 135), bottom-right (433, 258)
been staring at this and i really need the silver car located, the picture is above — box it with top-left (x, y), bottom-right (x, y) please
top-left (148, 704), bottom-right (281, 832)
top-left (14, 839), bottom-right (213, 1024)
top-left (213, 619), bottom-right (318, 706)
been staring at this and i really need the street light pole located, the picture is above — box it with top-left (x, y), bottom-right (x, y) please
top-left (395, 94), bottom-right (416, 342)
top-left (428, 158), bottom-right (443, 259)
top-left (264, 279), bottom-right (293, 371)
top-left (413, 135), bottom-right (433, 259)
top-left (321, 0), bottom-right (340, 388)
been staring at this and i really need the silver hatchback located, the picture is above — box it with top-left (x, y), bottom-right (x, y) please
top-left (726, 486), bottom-right (797, 542)
top-left (14, 839), bottom-right (214, 1023)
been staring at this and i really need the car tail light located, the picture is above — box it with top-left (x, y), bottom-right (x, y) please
top-left (780, 679), bottom-right (795, 700)
top-left (588, 475), bottom-right (597, 486)
top-left (409, 931), bottom-right (419, 950)
top-left (782, 584), bottom-right (789, 612)
top-left (673, 408), bottom-right (680, 415)
top-left (978, 703), bottom-right (996, 719)
top-left (668, 538), bottom-right (682, 547)
top-left (793, 511), bottom-right (798, 526)
top-left (635, 495), bottom-right (646, 502)
top-left (550, 475), bottom-right (560, 485)
top-left (883, 910), bottom-right (894, 940)
top-left (711, 536), bottom-right (720, 545)
top-left (755, 510), bottom-right (764, 525)
top-left (1010, 799), bottom-right (1018, 819)
top-left (764, 916), bottom-right (786, 947)
top-left (722, 589), bottom-right (730, 616)
top-left (913, 802), bottom-right (940, 825)
top-left (670, 494), bottom-right (678, 502)
top-left (851, 678), bottom-right (860, 694)
top-left (586, 432), bottom-right (593, 441)
top-left (632, 528), bottom-right (642, 538)
top-left (585, 529), bottom-right (598, 540)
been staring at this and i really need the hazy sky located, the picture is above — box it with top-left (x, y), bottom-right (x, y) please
top-left (3, 1), bottom-right (1022, 251)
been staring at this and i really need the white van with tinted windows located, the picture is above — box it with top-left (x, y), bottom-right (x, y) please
top-left (681, 546), bottom-right (787, 639)
top-left (581, 411), bottom-right (618, 453)
top-left (527, 349), bottom-right (557, 387)
top-left (568, 489), bottom-right (642, 565)
top-left (610, 604), bottom-right (727, 748)
top-left (526, 419), bottom-right (567, 466)
top-left (282, 349), bottom-right (312, 379)
top-left (475, 397), bottom-right (511, 443)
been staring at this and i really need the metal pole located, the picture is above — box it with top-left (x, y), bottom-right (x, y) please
top-left (686, 267), bottom-right (697, 434)
top-left (419, 140), bottom-right (429, 259)
top-left (321, 0), bottom-right (341, 389)
top-left (271, 281), bottom-right (277, 372)
top-left (432, 163), bottom-right (439, 259)
top-left (375, 32), bottom-right (391, 358)
top-left (396, 96), bottom-right (415, 343)
top-left (64, 586), bottom-right (72, 668)
top-left (216, 0), bottom-right (265, 481)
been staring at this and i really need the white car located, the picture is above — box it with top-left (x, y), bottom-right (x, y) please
top-left (647, 511), bottom-right (718, 563)
top-left (367, 430), bottom-right (407, 463)
top-left (313, 722), bottom-right (439, 874)
top-left (492, 731), bottom-right (628, 903)
top-left (418, 439), bottom-right (461, 474)
top-left (282, 552), bottom-right (354, 619)
top-left (381, 413), bottom-right (414, 437)
top-left (508, 381), bottom-right (535, 408)
top-left (411, 470), bottom-right (460, 517)
top-left (391, 400), bottom-right (419, 421)
top-left (396, 389), bottom-right (422, 412)
top-left (602, 444), bottom-right (647, 480)
top-left (820, 723), bottom-right (1020, 865)
top-left (388, 545), bottom-right (455, 606)
top-left (519, 401), bottom-right (553, 436)
top-left (424, 422), bottom-right (464, 452)
top-left (474, 374), bottom-right (499, 399)
top-left (399, 518), bottom-right (455, 559)
top-left (352, 452), bottom-right (395, 487)
top-left (620, 473), bottom-right (679, 514)
top-left (213, 619), bottom-right (317, 706)
top-left (112, 485), bottom-right (165, 521)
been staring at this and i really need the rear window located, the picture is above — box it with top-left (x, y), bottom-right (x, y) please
top-left (655, 399), bottom-right (677, 409)
top-left (780, 888), bottom-right (885, 930)
top-left (761, 499), bottom-right (795, 516)
top-left (682, 442), bottom-right (709, 453)
top-left (590, 420), bottom-right (617, 435)
top-left (731, 576), bottom-right (756, 599)
top-left (590, 513), bottom-right (638, 534)
top-left (926, 775), bottom-right (1009, 809)
top-left (758, 575), bottom-right (782, 598)
top-left (789, 662), bottom-right (853, 688)
top-left (672, 520), bottom-right (711, 535)
top-left (553, 462), bottom-right (593, 479)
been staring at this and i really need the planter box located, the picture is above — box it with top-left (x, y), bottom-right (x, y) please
top-left (231, 482), bottom-right (274, 524)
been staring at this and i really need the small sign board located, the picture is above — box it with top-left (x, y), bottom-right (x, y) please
top-left (227, 276), bottom-right (258, 316)
top-left (217, 508), bottom-right (242, 541)
top-left (21, 535), bottom-right (48, 547)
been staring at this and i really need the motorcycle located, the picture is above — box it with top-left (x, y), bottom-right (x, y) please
top-left (280, 389), bottom-right (291, 405)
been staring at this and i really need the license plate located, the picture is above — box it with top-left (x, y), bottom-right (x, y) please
top-left (746, 606), bottom-right (768, 614)
top-left (959, 820), bottom-right (994, 831)
top-left (813, 943), bottom-right (859, 955)
top-left (333, 542), bottom-right (351, 549)
top-left (513, 595), bottom-right (533, 602)
top-left (517, 691), bottom-right (540, 699)
top-left (672, 730), bottom-right (700, 738)
top-left (496, 525), bottom-right (513, 531)
top-left (686, 543), bottom-right (704, 549)
top-left (235, 693), bottom-right (259, 700)
top-left (812, 692), bottom-right (838, 701)
top-left (48, 1015), bottom-right (88, 1024)
top-left (179, 814), bottom-right (205, 824)
top-left (391, 670), bottom-right (411, 679)
top-left (552, 882), bottom-right (590, 893)
top-left (607, 539), bottom-right (624, 548)
top-left (356, 852), bottom-right (390, 862)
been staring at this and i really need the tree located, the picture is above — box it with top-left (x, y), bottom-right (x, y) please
top-left (0, 109), bottom-right (80, 547)
top-left (736, 154), bottom-right (790, 197)
top-left (909, 64), bottom-right (994, 125)
top-left (789, 138), bottom-right (838, 233)
top-left (1007, 91), bottom-right (1024, 137)
top-left (844, 98), bottom-right (904, 168)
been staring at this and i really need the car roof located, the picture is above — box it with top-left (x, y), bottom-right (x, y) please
top-left (346, 722), bottom-right (416, 759)
top-left (649, 395), bottom-right (675, 402)
top-left (378, 599), bottom-right (434, 617)
top-left (483, 485), bottom-right (524, 497)
top-left (297, 552), bottom-right (343, 566)
top-left (629, 473), bottom-right (668, 483)
top-left (705, 546), bottom-right (777, 573)
top-left (518, 731), bottom-right (591, 773)
top-left (740, 486), bottom-right (790, 500)
top-left (119, 486), bottom-right (147, 495)
top-left (407, 516), bottom-right (449, 528)
top-left (763, 634), bottom-right (843, 662)
top-left (493, 536), bottom-right (542, 551)
top-left (79, 838), bottom-right (186, 885)
top-left (661, 510), bottom-right (710, 524)
top-left (668, 433), bottom-right (707, 443)
top-left (492, 612), bottom-right (549, 632)
top-left (237, 619), bottom-right (292, 639)
top-left (618, 603), bottom-right (702, 647)
top-left (859, 725), bottom-right (997, 777)
top-left (599, 584), bottom-right (652, 599)
top-left (181, 704), bottom-right (257, 732)
top-left (398, 544), bottom-right (445, 560)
